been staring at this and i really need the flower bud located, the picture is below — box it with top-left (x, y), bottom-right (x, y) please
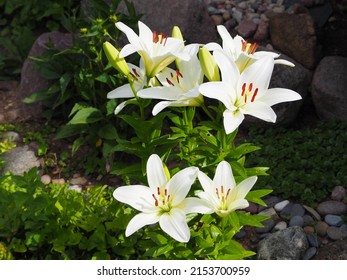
top-left (103, 41), bottom-right (130, 76)
top-left (172, 26), bottom-right (183, 41)
top-left (198, 46), bottom-right (220, 81)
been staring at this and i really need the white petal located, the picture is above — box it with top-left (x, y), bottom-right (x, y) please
top-left (116, 22), bottom-right (141, 49)
top-left (213, 161), bottom-right (236, 189)
top-left (159, 208), bottom-right (190, 242)
top-left (114, 98), bottom-right (136, 115)
top-left (235, 176), bottom-right (257, 199)
top-left (259, 88), bottom-right (302, 106)
top-left (223, 109), bottom-right (244, 134)
top-left (113, 185), bottom-right (156, 212)
top-left (213, 50), bottom-right (239, 86)
top-left (181, 197), bottom-right (213, 214)
top-left (274, 59), bottom-right (295, 67)
top-left (119, 43), bottom-right (140, 58)
top-left (138, 21), bottom-right (153, 50)
top-left (152, 101), bottom-right (173, 116)
top-left (199, 82), bottom-right (236, 111)
top-left (205, 42), bottom-right (222, 51)
top-left (197, 170), bottom-right (213, 193)
top-left (146, 154), bottom-right (168, 192)
top-left (138, 86), bottom-right (181, 101)
top-left (167, 167), bottom-right (198, 205)
top-left (125, 212), bottom-right (159, 237)
top-left (240, 56), bottom-right (274, 93)
top-left (242, 101), bottom-right (276, 122)
top-left (227, 199), bottom-right (249, 212)
top-left (107, 84), bottom-right (134, 99)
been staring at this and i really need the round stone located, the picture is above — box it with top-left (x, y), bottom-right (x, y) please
top-left (327, 226), bottom-right (344, 240)
top-left (255, 218), bottom-right (276, 233)
top-left (314, 221), bottom-right (329, 237)
top-left (291, 203), bottom-right (306, 217)
top-left (235, 229), bottom-right (247, 239)
top-left (280, 202), bottom-right (294, 219)
top-left (324, 214), bottom-right (344, 227)
top-left (303, 214), bottom-right (314, 226)
top-left (303, 205), bottom-right (321, 221)
top-left (303, 247), bottom-right (317, 260)
top-left (306, 233), bottom-right (320, 247)
top-left (303, 226), bottom-right (315, 234)
top-left (40, 174), bottom-right (51, 185)
top-left (274, 200), bottom-right (290, 212)
top-left (2, 131), bottom-right (20, 142)
top-left (316, 200), bottom-right (347, 216)
top-left (331, 186), bottom-right (346, 201)
top-left (274, 221), bottom-right (287, 231)
top-left (289, 215), bottom-right (305, 227)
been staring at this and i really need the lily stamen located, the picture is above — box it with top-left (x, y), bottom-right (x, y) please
top-left (166, 78), bottom-right (175, 86)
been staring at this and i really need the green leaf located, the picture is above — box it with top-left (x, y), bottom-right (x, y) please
top-left (68, 107), bottom-right (103, 124)
top-left (236, 212), bottom-right (269, 227)
top-left (246, 189), bottom-right (273, 206)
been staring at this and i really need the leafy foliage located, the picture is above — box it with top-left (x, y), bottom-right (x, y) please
top-left (245, 120), bottom-right (347, 205)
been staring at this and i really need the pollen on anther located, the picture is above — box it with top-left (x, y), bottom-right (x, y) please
top-left (241, 83), bottom-right (246, 96)
top-left (251, 88), bottom-right (258, 102)
top-left (152, 194), bottom-right (159, 206)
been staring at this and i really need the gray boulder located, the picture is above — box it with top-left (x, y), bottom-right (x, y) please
top-left (257, 226), bottom-right (309, 259)
top-left (2, 145), bottom-right (41, 175)
top-left (18, 32), bottom-right (73, 118)
top-left (312, 56), bottom-right (347, 121)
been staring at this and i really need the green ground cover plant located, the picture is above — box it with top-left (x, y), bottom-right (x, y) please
top-left (245, 120), bottom-right (347, 206)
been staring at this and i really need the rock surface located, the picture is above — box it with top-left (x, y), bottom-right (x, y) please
top-left (257, 226), bottom-right (309, 260)
top-left (312, 56), bottom-right (347, 121)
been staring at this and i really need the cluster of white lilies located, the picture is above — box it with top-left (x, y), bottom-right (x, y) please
top-left (104, 21), bottom-right (302, 242)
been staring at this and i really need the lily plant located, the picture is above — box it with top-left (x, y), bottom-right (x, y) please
top-left (197, 161), bottom-right (257, 217)
top-left (138, 44), bottom-right (204, 115)
top-left (206, 25), bottom-right (294, 73)
top-left (199, 50), bottom-right (302, 134)
top-left (116, 21), bottom-right (190, 78)
top-left (113, 154), bottom-right (209, 243)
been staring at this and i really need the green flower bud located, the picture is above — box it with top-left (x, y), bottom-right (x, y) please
top-left (103, 42), bottom-right (130, 76)
top-left (198, 46), bottom-right (220, 81)
top-left (172, 26), bottom-right (183, 41)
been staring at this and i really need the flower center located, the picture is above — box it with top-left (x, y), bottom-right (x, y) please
top-left (240, 82), bottom-right (258, 104)
top-left (153, 31), bottom-right (168, 46)
top-left (130, 68), bottom-right (141, 81)
top-left (241, 40), bottom-right (258, 55)
top-left (215, 185), bottom-right (231, 210)
top-left (152, 187), bottom-right (172, 212)
top-left (165, 69), bottom-right (183, 86)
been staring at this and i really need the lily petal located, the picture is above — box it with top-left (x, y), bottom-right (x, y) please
top-left (159, 208), bottom-right (190, 242)
top-left (213, 50), bottom-right (239, 86)
top-left (146, 154), bottom-right (168, 192)
top-left (235, 176), bottom-right (257, 199)
top-left (223, 109), bottom-right (244, 134)
top-left (227, 199), bottom-right (249, 212)
top-left (125, 212), bottom-right (159, 237)
top-left (199, 82), bottom-right (237, 111)
top-left (242, 101), bottom-right (277, 122)
top-left (107, 84), bottom-right (135, 99)
top-left (180, 197), bottom-right (213, 214)
top-left (167, 167), bottom-right (198, 205)
top-left (213, 161), bottom-right (236, 189)
top-left (259, 88), bottom-right (302, 106)
top-left (113, 185), bottom-right (156, 212)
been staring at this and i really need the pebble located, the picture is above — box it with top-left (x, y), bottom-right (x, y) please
top-left (2, 131), bottom-right (20, 142)
top-left (324, 214), bottom-right (344, 227)
top-left (314, 221), bottom-right (329, 237)
top-left (316, 200), bottom-right (347, 216)
top-left (303, 205), bottom-right (321, 221)
top-left (303, 247), bottom-right (317, 260)
top-left (70, 176), bottom-right (88, 185)
top-left (289, 215), bottom-right (305, 227)
top-left (235, 229), bottom-right (247, 239)
top-left (274, 221), bottom-right (287, 231)
top-left (327, 226), bottom-right (345, 240)
top-left (255, 218), bottom-right (276, 233)
top-left (68, 185), bottom-right (83, 192)
top-left (280, 202), bottom-right (293, 219)
top-left (41, 174), bottom-right (52, 185)
top-left (290, 203), bottom-right (306, 217)
top-left (274, 200), bottom-right (290, 212)
top-left (331, 186), bottom-right (346, 201)
top-left (258, 207), bottom-right (278, 218)
top-left (52, 178), bottom-right (65, 185)
top-left (303, 226), bottom-right (315, 234)
top-left (306, 233), bottom-right (320, 247)
top-left (303, 214), bottom-right (314, 226)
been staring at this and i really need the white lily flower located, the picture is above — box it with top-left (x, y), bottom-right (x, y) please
top-left (206, 25), bottom-right (294, 73)
top-left (199, 51), bottom-right (302, 134)
top-left (116, 21), bottom-right (190, 78)
top-left (197, 161), bottom-right (257, 217)
top-left (107, 62), bottom-right (147, 114)
top-left (138, 44), bottom-right (204, 115)
top-left (113, 154), bottom-right (209, 243)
